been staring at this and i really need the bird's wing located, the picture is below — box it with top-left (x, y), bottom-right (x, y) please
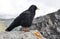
top-left (5, 11), bottom-right (31, 31)
top-left (12, 10), bottom-right (31, 24)
top-left (18, 10), bottom-right (32, 25)
top-left (18, 10), bottom-right (31, 20)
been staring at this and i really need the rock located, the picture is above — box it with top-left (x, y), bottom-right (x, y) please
top-left (0, 21), bottom-right (6, 32)
top-left (0, 30), bottom-right (44, 39)
top-left (31, 9), bottom-right (60, 39)
top-left (57, 27), bottom-right (60, 32)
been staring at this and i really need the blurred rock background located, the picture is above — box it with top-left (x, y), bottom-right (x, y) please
top-left (0, 9), bottom-right (60, 39)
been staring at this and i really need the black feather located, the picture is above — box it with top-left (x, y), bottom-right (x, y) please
top-left (5, 5), bottom-right (37, 31)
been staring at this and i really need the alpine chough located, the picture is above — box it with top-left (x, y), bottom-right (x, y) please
top-left (5, 5), bottom-right (38, 32)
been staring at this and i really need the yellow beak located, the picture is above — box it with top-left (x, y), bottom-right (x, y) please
top-left (37, 8), bottom-right (40, 10)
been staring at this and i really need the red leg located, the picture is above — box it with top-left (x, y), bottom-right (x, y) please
top-left (22, 27), bottom-right (29, 32)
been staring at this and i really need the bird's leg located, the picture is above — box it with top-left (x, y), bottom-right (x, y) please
top-left (22, 27), bottom-right (29, 32)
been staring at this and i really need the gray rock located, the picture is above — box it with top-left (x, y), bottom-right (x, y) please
top-left (32, 9), bottom-right (60, 39)
top-left (0, 30), bottom-right (44, 39)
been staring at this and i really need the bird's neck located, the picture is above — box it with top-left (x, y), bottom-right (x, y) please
top-left (28, 8), bottom-right (36, 13)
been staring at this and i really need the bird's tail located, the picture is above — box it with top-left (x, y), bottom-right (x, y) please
top-left (5, 23), bottom-right (17, 32)
top-left (5, 26), bottom-right (15, 32)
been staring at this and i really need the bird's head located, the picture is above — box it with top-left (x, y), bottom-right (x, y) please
top-left (28, 5), bottom-right (38, 12)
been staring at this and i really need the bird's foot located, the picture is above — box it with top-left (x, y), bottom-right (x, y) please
top-left (22, 27), bottom-right (29, 32)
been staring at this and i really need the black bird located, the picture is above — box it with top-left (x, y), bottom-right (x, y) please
top-left (5, 5), bottom-right (38, 32)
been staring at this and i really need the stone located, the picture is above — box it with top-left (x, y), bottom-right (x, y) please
top-left (0, 30), bottom-right (44, 39)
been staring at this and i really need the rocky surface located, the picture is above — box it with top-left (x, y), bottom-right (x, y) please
top-left (0, 30), bottom-right (45, 39)
top-left (31, 9), bottom-right (60, 39)
top-left (0, 9), bottom-right (60, 39)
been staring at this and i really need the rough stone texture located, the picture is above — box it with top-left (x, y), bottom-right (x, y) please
top-left (31, 9), bottom-right (60, 39)
top-left (0, 30), bottom-right (45, 39)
